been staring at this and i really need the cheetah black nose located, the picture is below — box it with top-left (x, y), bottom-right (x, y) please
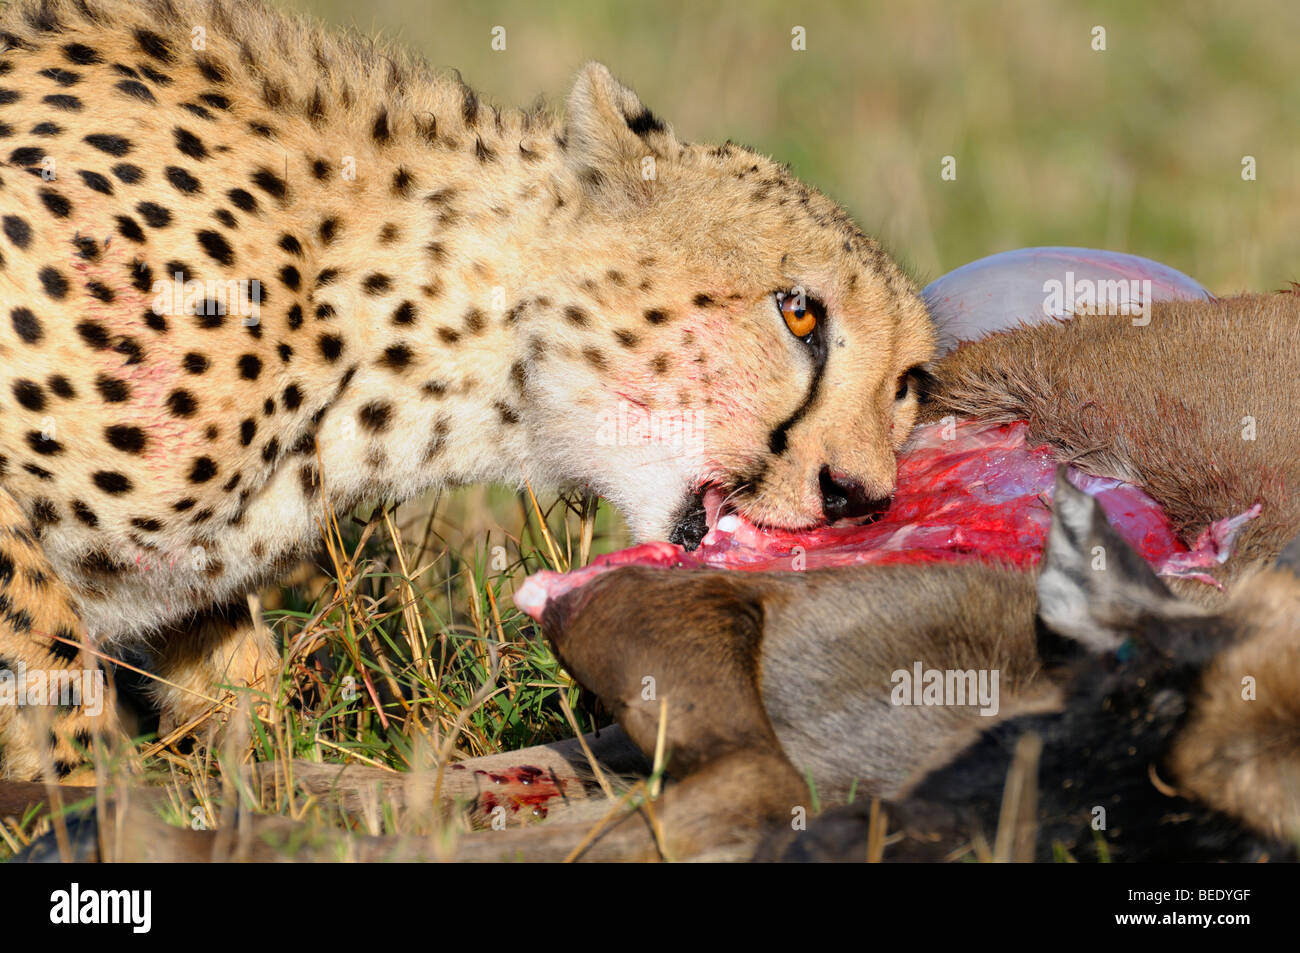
top-left (819, 467), bottom-right (888, 522)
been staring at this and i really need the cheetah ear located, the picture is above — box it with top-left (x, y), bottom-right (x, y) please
top-left (564, 62), bottom-right (674, 197)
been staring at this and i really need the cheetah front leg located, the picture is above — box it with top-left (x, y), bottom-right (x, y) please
top-left (0, 488), bottom-right (117, 781)
top-left (149, 600), bottom-right (280, 747)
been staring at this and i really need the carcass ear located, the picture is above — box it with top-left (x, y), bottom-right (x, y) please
top-left (1037, 468), bottom-right (1188, 653)
top-left (564, 63), bottom-right (673, 197)
top-left (1276, 532), bottom-right (1300, 575)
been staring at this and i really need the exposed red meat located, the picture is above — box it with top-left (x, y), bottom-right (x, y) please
top-left (515, 418), bottom-right (1258, 620)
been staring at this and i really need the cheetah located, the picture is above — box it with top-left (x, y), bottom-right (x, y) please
top-left (0, 0), bottom-right (934, 779)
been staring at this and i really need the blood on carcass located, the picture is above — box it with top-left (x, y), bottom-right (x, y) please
top-left (472, 765), bottom-right (565, 820)
top-left (515, 419), bottom-right (1259, 620)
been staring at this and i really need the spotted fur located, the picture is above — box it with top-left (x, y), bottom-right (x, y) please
top-left (0, 0), bottom-right (933, 777)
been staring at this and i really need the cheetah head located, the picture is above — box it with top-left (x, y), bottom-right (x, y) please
top-left (524, 64), bottom-right (935, 547)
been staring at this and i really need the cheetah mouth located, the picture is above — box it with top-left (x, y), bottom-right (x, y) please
top-left (668, 484), bottom-right (832, 553)
top-left (666, 485), bottom-right (727, 552)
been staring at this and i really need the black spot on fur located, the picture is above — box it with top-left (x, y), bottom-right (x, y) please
top-left (63, 43), bottom-right (101, 65)
top-left (318, 333), bottom-right (344, 362)
top-left (12, 379), bottom-right (45, 411)
top-left (166, 389), bottom-right (198, 418)
top-left (95, 374), bottom-right (129, 402)
top-left (86, 281), bottom-right (115, 303)
top-left (197, 229), bottom-right (234, 265)
top-left (372, 108), bottom-right (391, 143)
top-left (625, 108), bottom-right (665, 136)
top-left (39, 67), bottom-right (80, 87)
top-left (130, 260), bottom-right (153, 293)
top-left (381, 343), bottom-right (412, 370)
top-left (71, 501), bottom-right (98, 527)
top-left (173, 126), bottom-right (208, 159)
top-left (115, 336), bottom-right (144, 365)
top-left (112, 162), bottom-right (143, 183)
top-left (188, 457), bottom-right (217, 483)
top-left (11, 306), bottom-right (42, 343)
top-left (358, 401), bottom-right (393, 433)
top-left (299, 464), bottom-right (319, 497)
top-left (9, 146), bottom-right (44, 165)
top-left (166, 165), bottom-right (202, 193)
top-left (38, 187), bottom-right (70, 217)
top-left (105, 425), bottom-right (146, 453)
top-left (182, 352), bottom-right (209, 374)
top-left (228, 188), bottom-right (257, 212)
top-left (77, 169), bottom-right (113, 194)
top-left (84, 133), bottom-right (130, 155)
top-left (72, 235), bottom-right (99, 261)
top-left (391, 167), bottom-right (413, 195)
top-left (47, 375), bottom-right (74, 398)
top-left (392, 301), bottom-right (416, 325)
top-left (196, 57), bottom-right (227, 84)
top-left (137, 201), bottom-right (171, 227)
top-left (251, 167), bottom-right (287, 201)
top-left (461, 86), bottom-right (479, 125)
top-left (92, 470), bottom-right (132, 494)
top-left (135, 29), bottom-right (173, 62)
top-left (116, 79), bottom-right (155, 102)
top-left (43, 94), bottom-right (83, 112)
top-left (116, 215), bottom-right (145, 242)
top-left (362, 273), bottom-right (391, 295)
top-left (238, 354), bottom-right (262, 380)
top-left (240, 419), bottom-right (256, 446)
top-left (2, 215), bottom-right (31, 248)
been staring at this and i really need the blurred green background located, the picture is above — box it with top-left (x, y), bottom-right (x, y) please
top-left (285, 0), bottom-right (1298, 293)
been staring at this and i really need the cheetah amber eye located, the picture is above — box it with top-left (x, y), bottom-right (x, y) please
top-left (775, 290), bottom-right (818, 338)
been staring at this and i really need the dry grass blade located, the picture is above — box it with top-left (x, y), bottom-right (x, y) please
top-left (993, 732), bottom-right (1043, 863)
